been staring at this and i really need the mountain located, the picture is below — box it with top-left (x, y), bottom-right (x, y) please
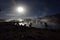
top-left (41, 13), bottom-right (60, 24)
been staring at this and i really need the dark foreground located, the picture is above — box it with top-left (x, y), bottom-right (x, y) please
top-left (0, 22), bottom-right (60, 40)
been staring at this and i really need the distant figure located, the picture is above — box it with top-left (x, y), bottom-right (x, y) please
top-left (44, 22), bottom-right (48, 29)
top-left (17, 22), bottom-right (19, 26)
top-left (29, 23), bottom-right (32, 27)
top-left (24, 24), bottom-right (26, 27)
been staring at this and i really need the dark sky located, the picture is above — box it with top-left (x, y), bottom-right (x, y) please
top-left (0, 0), bottom-right (60, 19)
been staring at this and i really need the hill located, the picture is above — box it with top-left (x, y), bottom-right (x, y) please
top-left (41, 13), bottom-right (60, 24)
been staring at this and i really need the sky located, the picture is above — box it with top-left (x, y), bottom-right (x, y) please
top-left (0, 0), bottom-right (60, 19)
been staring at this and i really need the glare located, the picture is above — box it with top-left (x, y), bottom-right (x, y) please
top-left (17, 7), bottom-right (24, 13)
top-left (19, 23), bottom-right (24, 26)
top-left (18, 19), bottom-right (23, 22)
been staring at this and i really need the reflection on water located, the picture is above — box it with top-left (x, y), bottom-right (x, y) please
top-left (19, 23), bottom-right (25, 26)
top-left (19, 22), bottom-right (29, 26)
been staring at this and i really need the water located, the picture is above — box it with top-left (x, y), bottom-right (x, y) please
top-left (18, 22), bottom-right (60, 30)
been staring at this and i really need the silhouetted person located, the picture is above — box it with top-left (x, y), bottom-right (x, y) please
top-left (24, 24), bottom-right (26, 27)
top-left (20, 24), bottom-right (23, 26)
top-left (29, 23), bottom-right (32, 27)
top-left (44, 22), bottom-right (48, 29)
top-left (17, 22), bottom-right (19, 26)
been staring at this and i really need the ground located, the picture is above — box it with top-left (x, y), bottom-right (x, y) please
top-left (0, 22), bottom-right (60, 40)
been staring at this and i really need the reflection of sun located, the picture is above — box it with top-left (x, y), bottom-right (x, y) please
top-left (18, 19), bottom-right (23, 22)
top-left (19, 23), bottom-right (24, 26)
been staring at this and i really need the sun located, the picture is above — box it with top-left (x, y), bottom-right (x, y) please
top-left (17, 7), bottom-right (24, 13)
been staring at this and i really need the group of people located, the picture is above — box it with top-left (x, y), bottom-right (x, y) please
top-left (14, 21), bottom-right (48, 29)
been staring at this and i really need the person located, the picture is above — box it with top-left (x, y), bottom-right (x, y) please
top-left (44, 22), bottom-right (48, 29)
top-left (29, 23), bottom-right (32, 27)
top-left (24, 24), bottom-right (26, 27)
top-left (17, 22), bottom-right (19, 26)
